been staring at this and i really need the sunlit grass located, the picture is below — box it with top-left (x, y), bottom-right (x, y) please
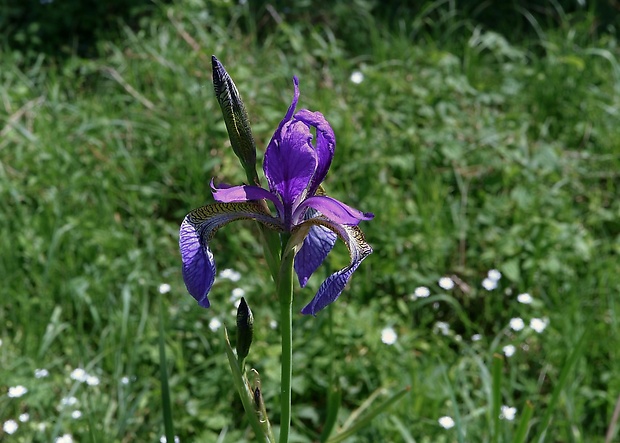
top-left (1, 1), bottom-right (619, 441)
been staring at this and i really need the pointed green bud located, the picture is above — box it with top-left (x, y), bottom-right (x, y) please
top-left (212, 56), bottom-right (259, 185)
top-left (236, 297), bottom-right (254, 363)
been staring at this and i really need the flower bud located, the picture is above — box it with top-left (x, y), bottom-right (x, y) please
top-left (236, 297), bottom-right (254, 362)
top-left (212, 56), bottom-right (259, 185)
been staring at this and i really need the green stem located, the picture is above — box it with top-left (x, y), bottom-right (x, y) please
top-left (278, 233), bottom-right (295, 443)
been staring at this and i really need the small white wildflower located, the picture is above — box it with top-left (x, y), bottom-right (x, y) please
top-left (37, 422), bottom-right (48, 432)
top-left (231, 287), bottom-right (245, 300)
top-left (471, 333), bottom-right (482, 342)
top-left (269, 320), bottom-right (278, 329)
top-left (71, 410), bottom-right (82, 419)
top-left (86, 375), bottom-right (100, 386)
top-left (503, 344), bottom-right (516, 357)
top-left (350, 71), bottom-right (364, 84)
top-left (8, 385), bottom-right (28, 398)
top-left (18, 413), bottom-right (29, 422)
top-left (438, 277), bottom-right (455, 290)
top-left (60, 396), bottom-right (78, 407)
top-left (381, 327), bottom-right (398, 345)
top-left (413, 286), bottom-right (430, 298)
top-left (500, 405), bottom-right (517, 421)
top-left (438, 415), bottom-right (455, 429)
top-left (70, 368), bottom-right (88, 382)
top-left (488, 269), bottom-right (502, 281)
top-left (121, 376), bottom-right (130, 385)
top-left (55, 434), bottom-right (74, 443)
top-left (482, 278), bottom-right (497, 291)
top-left (219, 268), bottom-right (241, 282)
top-left (208, 318), bottom-right (222, 332)
top-left (434, 321), bottom-right (450, 336)
top-left (3, 419), bottom-right (18, 434)
top-left (160, 436), bottom-right (181, 443)
top-left (530, 317), bottom-right (548, 333)
top-left (509, 317), bottom-right (525, 331)
top-left (35, 368), bottom-right (49, 378)
top-left (158, 283), bottom-right (171, 294)
top-left (517, 293), bottom-right (533, 304)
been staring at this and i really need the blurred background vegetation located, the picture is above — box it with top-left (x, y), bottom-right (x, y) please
top-left (1, 0), bottom-right (619, 441)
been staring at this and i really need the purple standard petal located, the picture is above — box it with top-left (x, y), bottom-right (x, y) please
top-left (294, 224), bottom-right (337, 287)
top-left (179, 202), bottom-right (282, 307)
top-left (293, 195), bottom-right (374, 226)
top-left (293, 109), bottom-right (335, 195)
top-left (300, 219), bottom-right (373, 316)
top-left (276, 76), bottom-right (300, 137)
top-left (264, 119), bottom-right (317, 221)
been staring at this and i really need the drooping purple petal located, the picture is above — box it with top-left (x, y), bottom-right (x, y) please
top-left (294, 224), bottom-right (337, 287)
top-left (210, 180), bottom-right (285, 217)
top-left (300, 219), bottom-right (373, 315)
top-left (180, 218), bottom-right (215, 308)
top-left (179, 202), bottom-right (282, 307)
top-left (264, 119), bottom-right (317, 221)
top-left (293, 195), bottom-right (374, 226)
top-left (294, 109), bottom-right (335, 195)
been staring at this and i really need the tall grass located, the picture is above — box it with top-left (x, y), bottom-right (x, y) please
top-left (1, 1), bottom-right (619, 441)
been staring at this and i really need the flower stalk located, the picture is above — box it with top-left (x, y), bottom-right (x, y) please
top-left (277, 234), bottom-right (295, 443)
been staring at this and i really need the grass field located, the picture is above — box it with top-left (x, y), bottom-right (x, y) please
top-left (1, 1), bottom-right (619, 442)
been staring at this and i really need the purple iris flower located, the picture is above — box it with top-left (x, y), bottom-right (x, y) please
top-left (179, 77), bottom-right (373, 315)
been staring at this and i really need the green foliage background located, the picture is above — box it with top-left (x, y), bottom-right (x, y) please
top-left (0, 0), bottom-right (619, 441)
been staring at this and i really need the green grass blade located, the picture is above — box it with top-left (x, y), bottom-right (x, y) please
top-left (514, 401), bottom-right (534, 443)
top-left (327, 386), bottom-right (410, 443)
top-left (491, 353), bottom-right (503, 443)
top-left (534, 332), bottom-right (586, 443)
top-left (158, 294), bottom-right (175, 443)
top-left (319, 385), bottom-right (341, 443)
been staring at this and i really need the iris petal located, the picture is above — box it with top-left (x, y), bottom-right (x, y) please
top-left (293, 109), bottom-right (335, 195)
top-left (264, 119), bottom-right (317, 217)
top-left (210, 180), bottom-right (285, 217)
top-left (298, 219), bottom-right (373, 315)
top-left (294, 224), bottom-right (337, 287)
top-left (179, 202), bottom-right (282, 307)
top-left (294, 195), bottom-right (374, 226)
top-left (180, 219), bottom-right (215, 308)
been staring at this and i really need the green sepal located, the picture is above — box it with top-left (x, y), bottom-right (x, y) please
top-left (212, 56), bottom-right (259, 185)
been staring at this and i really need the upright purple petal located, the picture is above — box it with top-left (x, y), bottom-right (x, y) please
top-left (293, 195), bottom-right (374, 226)
top-left (264, 120), bottom-right (317, 222)
top-left (276, 76), bottom-right (300, 136)
top-left (179, 202), bottom-right (282, 307)
top-left (294, 109), bottom-right (335, 195)
top-left (300, 219), bottom-right (373, 315)
top-left (264, 77), bottom-right (300, 194)
top-left (294, 224), bottom-right (337, 287)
